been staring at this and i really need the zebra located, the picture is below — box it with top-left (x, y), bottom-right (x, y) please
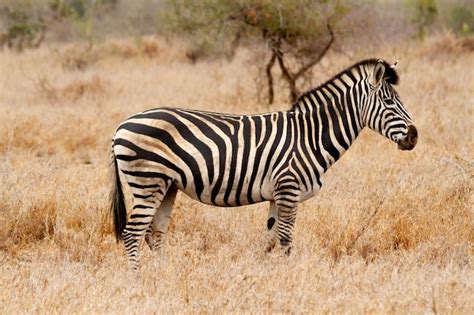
top-left (110, 59), bottom-right (418, 270)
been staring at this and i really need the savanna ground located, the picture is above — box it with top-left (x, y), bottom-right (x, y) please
top-left (0, 34), bottom-right (473, 313)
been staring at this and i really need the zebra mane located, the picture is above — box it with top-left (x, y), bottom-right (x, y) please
top-left (291, 59), bottom-right (399, 111)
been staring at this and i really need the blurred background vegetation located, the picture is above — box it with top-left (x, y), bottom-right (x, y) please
top-left (1, 0), bottom-right (472, 103)
top-left (1, 0), bottom-right (471, 49)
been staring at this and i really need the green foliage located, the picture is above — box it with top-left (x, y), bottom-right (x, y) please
top-left (162, 0), bottom-right (346, 59)
top-left (409, 0), bottom-right (438, 40)
top-left (49, 0), bottom-right (118, 43)
top-left (0, 0), bottom-right (118, 51)
top-left (0, 3), bottom-right (46, 51)
top-left (449, 4), bottom-right (473, 35)
top-left (49, 0), bottom-right (117, 19)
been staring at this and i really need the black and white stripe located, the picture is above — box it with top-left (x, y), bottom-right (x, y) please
top-left (110, 59), bottom-right (418, 270)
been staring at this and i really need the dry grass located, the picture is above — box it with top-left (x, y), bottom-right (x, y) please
top-left (0, 34), bottom-right (473, 313)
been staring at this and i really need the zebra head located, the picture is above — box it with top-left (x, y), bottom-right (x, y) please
top-left (364, 59), bottom-right (418, 151)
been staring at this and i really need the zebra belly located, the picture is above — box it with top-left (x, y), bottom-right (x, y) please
top-left (179, 188), bottom-right (269, 207)
top-left (177, 176), bottom-right (272, 207)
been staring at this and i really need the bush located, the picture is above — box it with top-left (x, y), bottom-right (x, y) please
top-left (0, 0), bottom-right (119, 51)
top-left (409, 0), bottom-right (438, 40)
top-left (0, 4), bottom-right (47, 51)
top-left (449, 4), bottom-right (473, 35)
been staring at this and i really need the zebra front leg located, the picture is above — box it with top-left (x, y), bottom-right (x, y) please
top-left (265, 201), bottom-right (278, 252)
top-left (145, 187), bottom-right (178, 252)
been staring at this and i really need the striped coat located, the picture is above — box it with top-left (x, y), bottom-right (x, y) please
top-left (111, 59), bottom-right (418, 270)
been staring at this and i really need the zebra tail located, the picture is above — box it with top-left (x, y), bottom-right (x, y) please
top-left (110, 152), bottom-right (127, 242)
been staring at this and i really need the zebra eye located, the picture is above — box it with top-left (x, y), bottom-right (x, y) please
top-left (383, 98), bottom-right (395, 105)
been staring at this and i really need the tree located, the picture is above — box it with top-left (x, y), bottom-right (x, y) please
top-left (162, 0), bottom-right (349, 104)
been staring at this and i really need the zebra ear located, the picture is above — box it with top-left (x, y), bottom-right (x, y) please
top-left (391, 60), bottom-right (399, 69)
top-left (372, 60), bottom-right (385, 85)
top-left (371, 60), bottom-right (385, 86)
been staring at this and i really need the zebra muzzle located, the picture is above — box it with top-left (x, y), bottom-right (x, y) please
top-left (398, 125), bottom-right (418, 151)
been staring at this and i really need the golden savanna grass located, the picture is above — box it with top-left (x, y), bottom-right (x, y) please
top-left (1, 34), bottom-right (473, 313)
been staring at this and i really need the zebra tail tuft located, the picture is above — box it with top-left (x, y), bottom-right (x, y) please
top-left (110, 152), bottom-right (127, 242)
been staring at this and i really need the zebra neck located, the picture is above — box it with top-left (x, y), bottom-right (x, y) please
top-left (294, 88), bottom-right (363, 172)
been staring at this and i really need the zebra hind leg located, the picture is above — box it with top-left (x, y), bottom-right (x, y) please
top-left (145, 186), bottom-right (178, 252)
top-left (265, 201), bottom-right (278, 252)
top-left (275, 201), bottom-right (298, 255)
top-left (123, 185), bottom-right (169, 271)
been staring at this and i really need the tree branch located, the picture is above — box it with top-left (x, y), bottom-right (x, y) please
top-left (266, 52), bottom-right (277, 104)
top-left (293, 22), bottom-right (334, 80)
top-left (276, 53), bottom-right (299, 102)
